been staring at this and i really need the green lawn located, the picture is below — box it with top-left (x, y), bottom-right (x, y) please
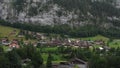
top-left (42, 53), bottom-right (66, 64)
top-left (109, 39), bottom-right (120, 48)
top-left (70, 35), bottom-right (109, 44)
top-left (80, 35), bottom-right (109, 41)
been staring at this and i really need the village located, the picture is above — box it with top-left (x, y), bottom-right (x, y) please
top-left (0, 29), bottom-right (109, 50)
top-left (0, 29), bottom-right (112, 68)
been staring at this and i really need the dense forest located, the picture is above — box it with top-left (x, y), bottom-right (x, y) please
top-left (0, 19), bottom-right (120, 38)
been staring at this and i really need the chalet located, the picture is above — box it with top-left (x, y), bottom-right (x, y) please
top-left (94, 40), bottom-right (105, 45)
top-left (102, 46), bottom-right (110, 51)
top-left (81, 41), bottom-right (92, 47)
top-left (39, 41), bottom-right (47, 45)
top-left (52, 58), bottom-right (88, 68)
top-left (1, 38), bottom-right (10, 45)
top-left (58, 62), bottom-right (73, 68)
top-left (70, 40), bottom-right (92, 48)
top-left (9, 39), bottom-right (20, 48)
top-left (62, 39), bottom-right (71, 46)
top-left (50, 39), bottom-right (63, 46)
top-left (70, 41), bottom-right (76, 46)
top-left (9, 43), bottom-right (20, 48)
top-left (73, 41), bottom-right (79, 46)
top-left (69, 58), bottom-right (89, 68)
top-left (24, 41), bottom-right (30, 45)
top-left (36, 33), bottom-right (46, 40)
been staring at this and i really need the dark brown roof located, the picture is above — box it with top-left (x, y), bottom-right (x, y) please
top-left (70, 58), bottom-right (87, 64)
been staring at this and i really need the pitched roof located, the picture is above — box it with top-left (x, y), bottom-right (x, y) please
top-left (70, 58), bottom-right (87, 64)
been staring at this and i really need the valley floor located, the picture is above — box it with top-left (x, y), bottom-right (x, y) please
top-left (0, 25), bottom-right (120, 66)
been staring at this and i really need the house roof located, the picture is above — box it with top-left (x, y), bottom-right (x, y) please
top-left (9, 43), bottom-right (20, 48)
top-left (70, 58), bottom-right (87, 64)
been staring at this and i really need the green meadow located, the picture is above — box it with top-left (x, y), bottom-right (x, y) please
top-left (0, 25), bottom-right (20, 40)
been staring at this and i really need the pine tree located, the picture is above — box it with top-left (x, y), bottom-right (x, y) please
top-left (46, 54), bottom-right (52, 68)
top-left (0, 55), bottom-right (10, 68)
top-left (31, 51), bottom-right (43, 68)
top-left (6, 49), bottom-right (22, 68)
top-left (0, 46), bottom-right (4, 53)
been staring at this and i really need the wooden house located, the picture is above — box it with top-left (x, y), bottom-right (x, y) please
top-left (9, 39), bottom-right (20, 48)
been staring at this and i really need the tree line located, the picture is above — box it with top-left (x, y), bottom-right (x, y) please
top-left (0, 20), bottom-right (120, 38)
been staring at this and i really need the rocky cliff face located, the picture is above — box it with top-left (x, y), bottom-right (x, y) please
top-left (0, 0), bottom-right (120, 26)
top-left (0, 0), bottom-right (77, 25)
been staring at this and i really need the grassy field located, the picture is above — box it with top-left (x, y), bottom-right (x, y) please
top-left (80, 35), bottom-right (109, 41)
top-left (70, 35), bottom-right (109, 44)
top-left (0, 25), bottom-right (36, 42)
top-left (80, 35), bottom-right (120, 48)
top-left (0, 25), bottom-right (20, 40)
top-left (42, 53), bottom-right (65, 64)
top-left (109, 39), bottom-right (120, 48)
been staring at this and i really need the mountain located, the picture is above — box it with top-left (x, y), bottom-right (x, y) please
top-left (0, 0), bottom-right (120, 27)
top-left (0, 0), bottom-right (120, 38)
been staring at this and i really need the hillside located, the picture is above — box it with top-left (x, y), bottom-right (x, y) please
top-left (0, 0), bottom-right (120, 38)
top-left (0, 0), bottom-right (120, 27)
top-left (0, 25), bottom-right (19, 40)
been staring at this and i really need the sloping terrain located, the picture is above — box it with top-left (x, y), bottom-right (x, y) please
top-left (0, 25), bottom-right (19, 39)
